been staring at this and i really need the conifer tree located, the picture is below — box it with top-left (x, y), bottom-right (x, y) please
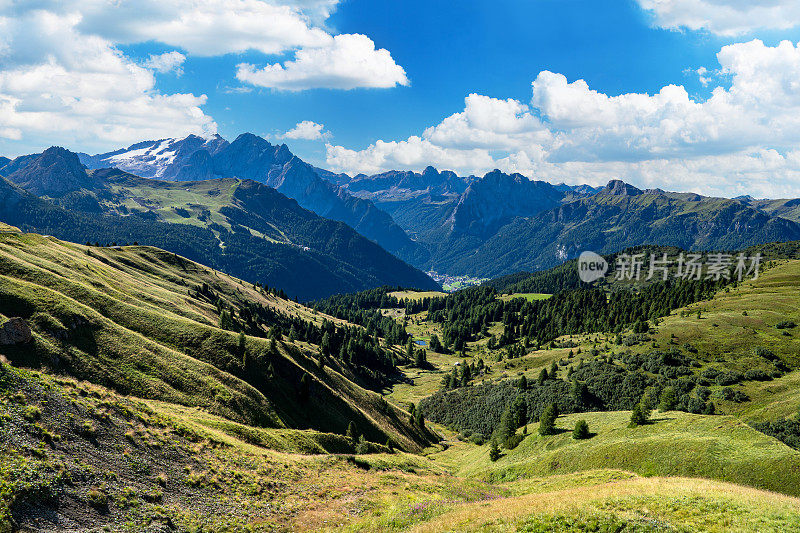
top-left (415, 348), bottom-right (426, 368)
top-left (539, 403), bottom-right (558, 435)
top-left (538, 368), bottom-right (548, 385)
top-left (460, 363), bottom-right (471, 387)
top-left (573, 419), bottom-right (590, 440)
top-left (658, 386), bottom-right (677, 411)
top-left (496, 404), bottom-right (516, 445)
top-left (414, 409), bottom-right (425, 428)
top-left (346, 421), bottom-right (358, 443)
top-left (489, 438), bottom-right (500, 461)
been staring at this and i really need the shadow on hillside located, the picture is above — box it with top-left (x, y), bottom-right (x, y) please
top-left (648, 414), bottom-right (679, 423)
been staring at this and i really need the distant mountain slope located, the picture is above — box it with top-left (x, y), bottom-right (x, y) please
top-left (445, 180), bottom-right (800, 276)
top-left (347, 166), bottom-right (472, 196)
top-left (337, 167), bottom-right (596, 242)
top-left (0, 149), bottom-right (438, 299)
top-left (2, 146), bottom-right (100, 196)
top-left (81, 134), bottom-right (428, 264)
top-left (740, 197), bottom-right (800, 224)
top-left (448, 170), bottom-right (565, 238)
top-left (336, 167), bottom-right (603, 266)
top-left (79, 134), bottom-right (229, 180)
top-left (25, 137), bottom-right (800, 281)
top-left (336, 165), bottom-right (800, 277)
top-left (339, 166), bottom-right (471, 243)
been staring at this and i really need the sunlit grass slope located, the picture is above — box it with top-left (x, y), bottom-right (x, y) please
top-left (408, 474), bottom-right (800, 533)
top-left (432, 411), bottom-right (800, 497)
top-left (0, 231), bottom-right (430, 451)
top-left (0, 364), bottom-right (486, 532)
top-left (404, 259), bottom-right (800, 423)
top-left (639, 259), bottom-right (800, 420)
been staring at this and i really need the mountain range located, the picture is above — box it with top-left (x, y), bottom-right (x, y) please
top-left (79, 134), bottom-right (428, 265)
top-left (334, 164), bottom-right (800, 276)
top-left (0, 148), bottom-right (438, 300)
top-left (6, 133), bottom-right (800, 287)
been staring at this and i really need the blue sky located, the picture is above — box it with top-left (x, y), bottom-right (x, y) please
top-left (4, 1), bottom-right (800, 196)
top-left (182, 0), bottom-right (737, 158)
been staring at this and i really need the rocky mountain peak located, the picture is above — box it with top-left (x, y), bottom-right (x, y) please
top-left (422, 165), bottom-right (439, 177)
top-left (3, 146), bottom-right (97, 196)
top-left (602, 179), bottom-right (642, 196)
top-left (449, 169), bottom-right (564, 237)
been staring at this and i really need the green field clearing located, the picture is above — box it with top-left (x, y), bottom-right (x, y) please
top-left (390, 290), bottom-right (448, 301)
top-left (499, 293), bottom-right (552, 302)
top-left (432, 410), bottom-right (800, 496)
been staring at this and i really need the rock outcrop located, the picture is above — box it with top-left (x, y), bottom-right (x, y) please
top-left (0, 317), bottom-right (32, 345)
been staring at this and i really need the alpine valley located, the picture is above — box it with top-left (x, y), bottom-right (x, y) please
top-left (30, 132), bottom-right (800, 280)
top-left (5, 134), bottom-right (800, 532)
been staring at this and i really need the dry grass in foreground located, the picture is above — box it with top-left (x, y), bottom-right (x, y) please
top-left (408, 475), bottom-right (800, 532)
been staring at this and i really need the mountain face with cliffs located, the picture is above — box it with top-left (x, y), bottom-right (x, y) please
top-left (1, 147), bottom-right (101, 196)
top-left (448, 170), bottom-right (566, 238)
top-left (7, 136), bottom-right (800, 283)
top-left (0, 147), bottom-right (439, 300)
top-left (328, 165), bottom-right (800, 277)
top-left (436, 179), bottom-right (800, 276)
top-left (79, 134), bottom-right (428, 265)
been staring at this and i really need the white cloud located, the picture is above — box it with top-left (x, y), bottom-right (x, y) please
top-left (636, 0), bottom-right (800, 36)
top-left (143, 51), bottom-right (186, 75)
top-left (0, 0), bottom-right (407, 151)
top-left (326, 137), bottom-right (499, 176)
top-left (0, 9), bottom-right (215, 150)
top-left (236, 33), bottom-right (409, 91)
top-left (325, 39), bottom-right (800, 197)
top-left (2, 1), bottom-right (334, 57)
top-left (2, 1), bottom-right (406, 91)
top-left (282, 120), bottom-right (329, 140)
top-left (324, 93), bottom-right (547, 175)
top-left (81, 1), bottom-right (331, 56)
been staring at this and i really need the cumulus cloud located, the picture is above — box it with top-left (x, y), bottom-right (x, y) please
top-left (143, 51), bottom-right (186, 75)
top-left (30, 1), bottom-right (407, 90)
top-left (325, 39), bottom-right (800, 197)
top-left (635, 0), bottom-right (800, 36)
top-left (2, 1), bottom-right (333, 57)
top-left (0, 0), bottom-right (407, 151)
top-left (282, 120), bottom-right (329, 140)
top-left (0, 9), bottom-right (215, 150)
top-left (325, 93), bottom-right (548, 175)
top-left (236, 34), bottom-right (409, 90)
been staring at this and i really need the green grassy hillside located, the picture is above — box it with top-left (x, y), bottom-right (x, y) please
top-left (0, 231), bottom-right (432, 452)
top-left (0, 170), bottom-right (439, 300)
top-left (393, 258), bottom-right (800, 435)
top-left (0, 364), bottom-right (487, 532)
top-left (5, 231), bottom-right (800, 531)
top-left (408, 474), bottom-right (800, 532)
top-left (6, 363), bottom-right (800, 533)
top-left (433, 411), bottom-right (800, 496)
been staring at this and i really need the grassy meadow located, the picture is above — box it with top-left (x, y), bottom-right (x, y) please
top-left (4, 230), bottom-right (800, 530)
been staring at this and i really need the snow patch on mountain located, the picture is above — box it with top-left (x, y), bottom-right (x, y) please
top-left (81, 135), bottom-right (228, 180)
